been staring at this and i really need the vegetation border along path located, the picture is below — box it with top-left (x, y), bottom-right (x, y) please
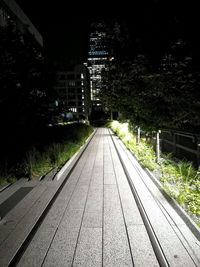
top-left (109, 120), bottom-right (200, 228)
top-left (0, 123), bottom-right (94, 185)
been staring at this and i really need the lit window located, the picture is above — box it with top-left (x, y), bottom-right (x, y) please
top-left (69, 81), bottom-right (75, 86)
top-left (69, 107), bottom-right (77, 112)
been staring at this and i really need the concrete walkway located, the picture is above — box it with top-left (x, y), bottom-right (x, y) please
top-left (0, 128), bottom-right (200, 266)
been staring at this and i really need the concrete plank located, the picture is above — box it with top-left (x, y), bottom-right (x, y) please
top-left (77, 171), bottom-right (91, 186)
top-left (39, 198), bottom-right (68, 230)
top-left (155, 225), bottom-right (196, 266)
top-left (0, 187), bottom-right (33, 220)
top-left (91, 176), bottom-right (103, 185)
top-left (104, 161), bottom-right (115, 172)
top-left (0, 228), bottom-right (11, 246)
top-left (134, 187), bottom-right (197, 266)
top-left (127, 225), bottom-right (159, 266)
top-left (116, 184), bottom-right (144, 226)
top-left (107, 130), bottom-right (159, 265)
top-left (172, 225), bottom-right (200, 266)
top-left (42, 209), bottom-right (86, 266)
top-left (42, 227), bottom-right (80, 267)
top-left (103, 185), bottom-right (133, 266)
top-left (104, 172), bottom-right (116, 185)
top-left (0, 185), bottom-right (46, 231)
top-left (108, 141), bottom-right (144, 226)
top-left (103, 223), bottom-right (133, 267)
top-left (104, 185), bottom-right (124, 220)
top-left (67, 185), bottom-right (89, 211)
top-left (85, 187), bottom-right (103, 213)
top-left (16, 228), bottom-right (55, 267)
top-left (40, 165), bottom-right (87, 230)
top-left (0, 178), bottom-right (28, 205)
top-left (59, 209), bottom-right (83, 229)
top-left (82, 211), bottom-right (102, 228)
top-left (17, 210), bottom-right (83, 267)
top-left (0, 186), bottom-right (56, 267)
top-left (73, 227), bottom-right (102, 267)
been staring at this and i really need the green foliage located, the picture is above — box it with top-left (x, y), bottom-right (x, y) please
top-left (164, 181), bottom-right (200, 217)
top-left (109, 120), bottom-right (200, 227)
top-left (25, 147), bottom-right (51, 178)
top-left (0, 175), bottom-right (16, 186)
top-left (24, 123), bottom-right (93, 178)
top-left (0, 123), bottom-right (93, 182)
top-left (177, 161), bottom-right (197, 183)
top-left (110, 121), bottom-right (158, 171)
top-left (0, 170), bottom-right (17, 186)
top-left (160, 156), bottom-right (200, 223)
top-left (25, 142), bottom-right (80, 178)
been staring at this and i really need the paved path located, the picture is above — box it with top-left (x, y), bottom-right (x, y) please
top-left (0, 128), bottom-right (200, 266)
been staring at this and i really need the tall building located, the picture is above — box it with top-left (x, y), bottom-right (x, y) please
top-left (53, 64), bottom-right (91, 121)
top-left (87, 22), bottom-right (113, 110)
top-left (0, 0), bottom-right (43, 46)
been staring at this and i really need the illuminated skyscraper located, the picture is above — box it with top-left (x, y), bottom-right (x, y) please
top-left (87, 22), bottom-right (113, 109)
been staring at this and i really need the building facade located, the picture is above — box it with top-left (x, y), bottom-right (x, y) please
top-left (0, 0), bottom-right (43, 46)
top-left (54, 64), bottom-right (91, 121)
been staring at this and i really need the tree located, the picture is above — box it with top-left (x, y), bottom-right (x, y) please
top-left (100, 19), bottom-right (200, 132)
top-left (0, 20), bottom-right (50, 130)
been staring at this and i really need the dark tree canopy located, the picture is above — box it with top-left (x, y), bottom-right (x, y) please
top-left (100, 13), bottom-right (200, 132)
top-left (0, 20), bottom-right (51, 130)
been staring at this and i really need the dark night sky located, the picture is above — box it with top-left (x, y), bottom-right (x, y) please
top-left (16, 0), bottom-right (93, 65)
top-left (15, 0), bottom-right (200, 67)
